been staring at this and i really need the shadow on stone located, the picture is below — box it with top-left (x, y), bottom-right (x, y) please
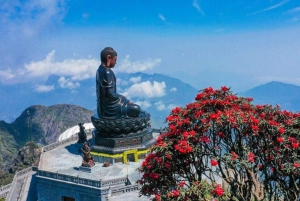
top-left (65, 139), bottom-right (94, 155)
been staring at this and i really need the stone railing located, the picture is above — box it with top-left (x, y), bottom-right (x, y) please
top-left (4, 166), bottom-right (34, 201)
top-left (37, 170), bottom-right (131, 190)
top-left (37, 170), bottom-right (101, 188)
top-left (111, 184), bottom-right (140, 197)
top-left (42, 130), bottom-right (92, 152)
top-left (101, 177), bottom-right (128, 188)
top-left (0, 183), bottom-right (11, 199)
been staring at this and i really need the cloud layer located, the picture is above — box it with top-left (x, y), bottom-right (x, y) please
top-left (122, 81), bottom-right (166, 99)
top-left (115, 55), bottom-right (161, 73)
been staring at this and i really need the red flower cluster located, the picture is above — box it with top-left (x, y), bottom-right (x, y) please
top-left (231, 151), bottom-right (238, 161)
top-left (211, 159), bottom-right (218, 166)
top-left (212, 184), bottom-right (224, 196)
top-left (247, 152), bottom-right (255, 163)
top-left (139, 86), bottom-right (300, 200)
top-left (149, 172), bottom-right (159, 180)
top-left (174, 140), bottom-right (193, 154)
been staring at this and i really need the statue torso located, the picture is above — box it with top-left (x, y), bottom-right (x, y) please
top-left (96, 65), bottom-right (125, 119)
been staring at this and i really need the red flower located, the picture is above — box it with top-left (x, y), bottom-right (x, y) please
top-left (155, 194), bottom-right (161, 201)
top-left (212, 184), bottom-right (224, 196)
top-left (278, 127), bottom-right (285, 134)
top-left (166, 154), bottom-right (172, 160)
top-left (221, 86), bottom-right (229, 92)
top-left (174, 140), bottom-right (193, 154)
top-left (172, 107), bottom-right (181, 114)
top-left (245, 97), bottom-right (253, 102)
top-left (204, 87), bottom-right (214, 93)
top-left (179, 181), bottom-right (185, 187)
top-left (247, 152), bottom-right (255, 163)
top-left (195, 110), bottom-right (203, 118)
top-left (172, 189), bottom-right (180, 197)
top-left (288, 137), bottom-right (296, 143)
top-left (211, 159), bottom-right (218, 166)
top-left (142, 161), bottom-right (147, 167)
top-left (251, 125), bottom-right (259, 132)
top-left (201, 136), bottom-right (211, 143)
top-left (182, 131), bottom-right (189, 139)
top-left (210, 113), bottom-right (220, 120)
top-left (292, 142), bottom-right (299, 149)
top-left (231, 151), bottom-right (238, 161)
top-left (276, 137), bottom-right (284, 143)
top-left (195, 93), bottom-right (204, 100)
top-left (218, 131), bottom-right (225, 139)
top-left (294, 163), bottom-right (300, 168)
top-left (189, 130), bottom-right (196, 137)
top-left (149, 172), bottom-right (159, 180)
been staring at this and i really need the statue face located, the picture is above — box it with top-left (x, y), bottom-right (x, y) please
top-left (107, 55), bottom-right (117, 68)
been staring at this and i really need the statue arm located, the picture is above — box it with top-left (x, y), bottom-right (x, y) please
top-left (102, 71), bottom-right (130, 103)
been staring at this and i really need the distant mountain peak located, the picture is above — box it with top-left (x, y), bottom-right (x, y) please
top-left (239, 81), bottom-right (300, 112)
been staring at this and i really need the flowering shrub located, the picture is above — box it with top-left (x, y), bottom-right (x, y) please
top-left (138, 87), bottom-right (300, 201)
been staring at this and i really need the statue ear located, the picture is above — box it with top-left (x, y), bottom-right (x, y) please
top-left (106, 55), bottom-right (111, 66)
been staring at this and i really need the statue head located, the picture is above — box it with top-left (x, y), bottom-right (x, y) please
top-left (100, 47), bottom-right (118, 68)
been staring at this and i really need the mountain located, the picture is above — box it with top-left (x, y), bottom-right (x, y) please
top-left (0, 104), bottom-right (93, 185)
top-left (238, 81), bottom-right (300, 112)
top-left (0, 104), bottom-right (93, 174)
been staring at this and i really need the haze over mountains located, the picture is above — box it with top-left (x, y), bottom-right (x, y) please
top-left (1, 73), bottom-right (300, 125)
top-left (0, 73), bottom-right (198, 125)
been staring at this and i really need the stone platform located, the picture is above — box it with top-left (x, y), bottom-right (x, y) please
top-left (37, 133), bottom-right (159, 201)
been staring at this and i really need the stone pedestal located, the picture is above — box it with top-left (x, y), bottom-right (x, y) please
top-left (91, 127), bottom-right (155, 164)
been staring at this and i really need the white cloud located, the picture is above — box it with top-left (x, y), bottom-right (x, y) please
top-left (159, 14), bottom-right (166, 21)
top-left (250, 0), bottom-right (290, 15)
top-left (24, 50), bottom-right (99, 80)
top-left (193, 0), bottom-right (205, 16)
top-left (58, 77), bottom-right (80, 89)
top-left (155, 101), bottom-right (166, 111)
top-left (0, 68), bottom-right (16, 80)
top-left (1, 0), bottom-right (66, 38)
top-left (130, 76), bottom-right (141, 83)
top-left (115, 55), bottom-right (161, 73)
top-left (34, 85), bottom-right (55, 92)
top-left (117, 78), bottom-right (129, 86)
top-left (135, 100), bottom-right (152, 109)
top-left (153, 102), bottom-right (178, 111)
top-left (122, 81), bottom-right (166, 98)
top-left (170, 87), bottom-right (177, 92)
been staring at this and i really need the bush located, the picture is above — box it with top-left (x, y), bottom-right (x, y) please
top-left (138, 87), bottom-right (300, 201)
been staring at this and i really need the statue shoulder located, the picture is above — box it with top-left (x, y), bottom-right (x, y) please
top-left (98, 67), bottom-right (115, 86)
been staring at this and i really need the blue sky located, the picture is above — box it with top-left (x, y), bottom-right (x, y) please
top-left (1, 0), bottom-right (300, 92)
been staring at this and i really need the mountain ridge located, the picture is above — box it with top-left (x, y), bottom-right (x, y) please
top-left (239, 81), bottom-right (300, 112)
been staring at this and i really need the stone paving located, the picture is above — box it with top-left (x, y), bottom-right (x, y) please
top-left (39, 136), bottom-right (159, 182)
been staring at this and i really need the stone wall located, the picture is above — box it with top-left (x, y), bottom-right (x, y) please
top-left (37, 176), bottom-right (102, 201)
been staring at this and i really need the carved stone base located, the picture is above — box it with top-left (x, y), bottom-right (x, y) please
top-left (91, 128), bottom-right (155, 154)
top-left (91, 111), bottom-right (151, 137)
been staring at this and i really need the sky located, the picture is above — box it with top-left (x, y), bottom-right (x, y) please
top-left (1, 0), bottom-right (300, 93)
